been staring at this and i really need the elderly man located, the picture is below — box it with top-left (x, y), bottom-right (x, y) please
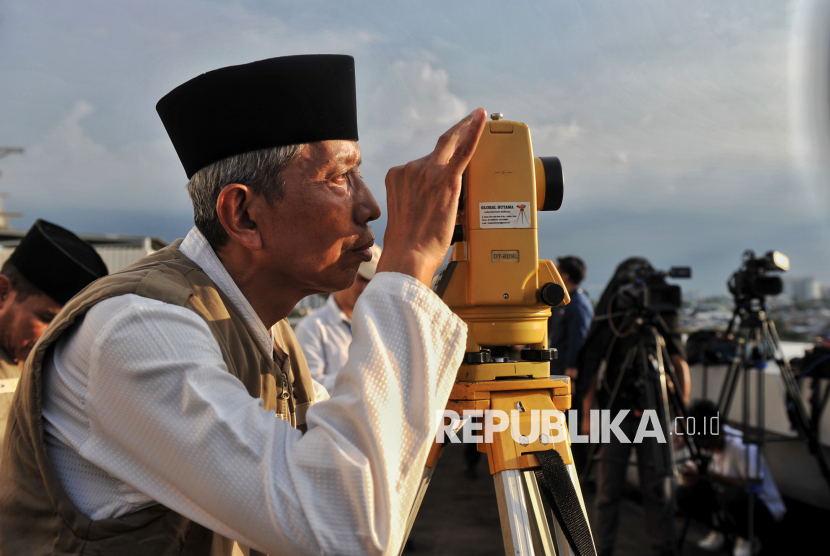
top-left (295, 244), bottom-right (381, 391)
top-left (0, 219), bottom-right (107, 455)
top-left (0, 55), bottom-right (485, 556)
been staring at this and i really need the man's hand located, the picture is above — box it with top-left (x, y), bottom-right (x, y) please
top-left (377, 108), bottom-right (487, 286)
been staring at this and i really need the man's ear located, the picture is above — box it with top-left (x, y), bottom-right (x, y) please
top-left (0, 274), bottom-right (13, 307)
top-left (216, 183), bottom-right (263, 251)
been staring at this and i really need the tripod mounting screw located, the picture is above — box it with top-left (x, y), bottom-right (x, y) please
top-left (490, 113), bottom-right (503, 120)
top-left (540, 282), bottom-right (566, 306)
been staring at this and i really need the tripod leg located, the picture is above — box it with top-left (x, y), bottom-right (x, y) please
top-left (523, 470), bottom-right (557, 555)
top-left (398, 465), bottom-right (436, 555)
top-left (494, 469), bottom-right (541, 555)
top-left (718, 358), bottom-right (741, 420)
top-left (493, 466), bottom-right (592, 556)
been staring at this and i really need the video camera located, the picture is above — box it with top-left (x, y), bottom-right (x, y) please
top-left (727, 249), bottom-right (790, 305)
top-left (613, 264), bottom-right (691, 313)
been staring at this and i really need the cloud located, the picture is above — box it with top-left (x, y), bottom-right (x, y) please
top-left (357, 58), bottom-right (469, 204)
top-left (366, 59), bottom-right (468, 144)
top-left (3, 100), bottom-right (188, 213)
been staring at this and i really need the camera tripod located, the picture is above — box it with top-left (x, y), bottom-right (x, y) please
top-left (400, 370), bottom-right (596, 556)
top-left (716, 305), bottom-right (830, 554)
top-left (578, 311), bottom-right (704, 554)
top-left (580, 312), bottom-right (701, 482)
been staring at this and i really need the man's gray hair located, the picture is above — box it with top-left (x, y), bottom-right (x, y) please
top-left (186, 144), bottom-right (306, 248)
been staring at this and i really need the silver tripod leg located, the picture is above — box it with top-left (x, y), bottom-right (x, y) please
top-left (494, 469), bottom-right (549, 555)
top-left (398, 465), bottom-right (436, 555)
top-left (493, 461), bottom-right (593, 556)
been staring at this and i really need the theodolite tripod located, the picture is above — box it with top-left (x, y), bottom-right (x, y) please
top-left (400, 352), bottom-right (596, 556)
top-left (716, 304), bottom-right (830, 553)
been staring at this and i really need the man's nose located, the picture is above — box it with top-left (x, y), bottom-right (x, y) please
top-left (353, 176), bottom-right (381, 225)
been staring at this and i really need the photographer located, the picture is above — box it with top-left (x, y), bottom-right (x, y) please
top-left (677, 400), bottom-right (785, 556)
top-left (579, 257), bottom-right (691, 556)
top-left (0, 55), bottom-right (486, 555)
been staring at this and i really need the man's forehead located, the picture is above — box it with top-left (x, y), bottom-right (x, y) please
top-left (306, 140), bottom-right (361, 168)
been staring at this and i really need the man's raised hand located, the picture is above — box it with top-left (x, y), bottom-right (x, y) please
top-left (377, 108), bottom-right (487, 286)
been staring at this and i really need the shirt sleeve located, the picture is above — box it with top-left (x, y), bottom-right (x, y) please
top-left (63, 273), bottom-right (466, 555)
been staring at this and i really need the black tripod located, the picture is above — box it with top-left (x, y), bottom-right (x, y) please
top-left (718, 306), bottom-right (830, 485)
top-left (581, 311), bottom-right (703, 552)
top-left (717, 304), bottom-right (830, 553)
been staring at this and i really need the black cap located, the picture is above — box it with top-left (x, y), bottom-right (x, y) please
top-left (9, 220), bottom-right (109, 304)
top-left (157, 54), bottom-right (359, 178)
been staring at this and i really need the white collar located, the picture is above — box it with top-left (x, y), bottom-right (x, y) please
top-left (179, 227), bottom-right (273, 356)
top-left (325, 293), bottom-right (351, 325)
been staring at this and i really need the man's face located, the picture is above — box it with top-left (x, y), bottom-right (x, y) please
top-left (0, 282), bottom-right (61, 363)
top-left (257, 140), bottom-right (381, 294)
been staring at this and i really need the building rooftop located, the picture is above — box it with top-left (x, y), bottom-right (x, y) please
top-left (0, 229), bottom-right (167, 250)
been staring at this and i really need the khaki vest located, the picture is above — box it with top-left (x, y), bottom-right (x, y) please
top-left (0, 241), bottom-right (316, 555)
top-left (0, 347), bottom-right (20, 456)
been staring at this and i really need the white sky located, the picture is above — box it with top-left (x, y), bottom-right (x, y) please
top-left (1, 0), bottom-right (829, 295)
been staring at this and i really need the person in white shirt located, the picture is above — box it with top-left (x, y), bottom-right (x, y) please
top-left (0, 54), bottom-right (487, 556)
top-left (678, 400), bottom-right (786, 556)
top-left (295, 244), bottom-right (382, 391)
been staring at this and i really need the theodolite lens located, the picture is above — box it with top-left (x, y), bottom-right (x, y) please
top-left (534, 156), bottom-right (564, 212)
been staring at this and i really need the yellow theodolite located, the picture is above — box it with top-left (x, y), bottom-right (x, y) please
top-left (401, 114), bottom-right (597, 556)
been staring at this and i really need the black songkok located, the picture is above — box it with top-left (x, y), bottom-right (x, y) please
top-left (156, 54), bottom-right (359, 178)
top-left (9, 220), bottom-right (109, 305)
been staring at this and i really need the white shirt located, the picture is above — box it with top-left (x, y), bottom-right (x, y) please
top-left (710, 425), bottom-right (787, 521)
top-left (41, 227), bottom-right (467, 555)
top-left (294, 294), bottom-right (353, 391)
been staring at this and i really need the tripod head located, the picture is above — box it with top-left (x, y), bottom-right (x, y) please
top-left (435, 113), bottom-right (570, 376)
top-left (727, 249), bottom-right (789, 312)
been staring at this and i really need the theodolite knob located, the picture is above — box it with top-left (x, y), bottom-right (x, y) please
top-left (540, 282), bottom-right (566, 306)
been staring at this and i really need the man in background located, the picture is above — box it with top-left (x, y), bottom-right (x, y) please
top-left (579, 257), bottom-right (691, 556)
top-left (549, 255), bottom-right (593, 382)
top-left (295, 244), bottom-right (381, 391)
top-left (678, 400), bottom-right (785, 556)
top-left (0, 219), bottom-right (108, 454)
top-left (548, 255), bottom-right (593, 470)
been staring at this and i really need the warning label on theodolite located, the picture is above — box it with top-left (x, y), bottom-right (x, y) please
top-left (479, 202), bottom-right (531, 229)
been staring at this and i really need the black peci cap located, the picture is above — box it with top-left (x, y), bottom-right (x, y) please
top-left (157, 54), bottom-right (359, 178)
top-left (9, 220), bottom-right (109, 305)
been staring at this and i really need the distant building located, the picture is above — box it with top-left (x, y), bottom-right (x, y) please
top-left (784, 276), bottom-right (822, 301)
top-left (0, 229), bottom-right (167, 274)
